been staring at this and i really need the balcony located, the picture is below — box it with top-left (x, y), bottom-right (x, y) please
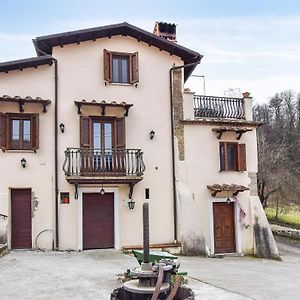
top-left (63, 148), bottom-right (145, 185)
top-left (193, 95), bottom-right (245, 119)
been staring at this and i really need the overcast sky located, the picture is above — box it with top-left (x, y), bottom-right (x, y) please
top-left (0, 0), bottom-right (299, 103)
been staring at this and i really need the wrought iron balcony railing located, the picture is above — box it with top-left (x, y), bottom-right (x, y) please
top-left (63, 148), bottom-right (145, 177)
top-left (193, 95), bottom-right (245, 119)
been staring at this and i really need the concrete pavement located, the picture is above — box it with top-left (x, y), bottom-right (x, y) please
top-left (0, 239), bottom-right (299, 299)
top-left (179, 237), bottom-right (300, 299)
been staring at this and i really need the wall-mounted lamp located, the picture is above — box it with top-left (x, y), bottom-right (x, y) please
top-left (100, 184), bottom-right (105, 195)
top-left (21, 158), bottom-right (27, 168)
top-left (59, 123), bottom-right (65, 133)
top-left (150, 130), bottom-right (155, 140)
top-left (128, 199), bottom-right (135, 210)
top-left (226, 191), bottom-right (231, 204)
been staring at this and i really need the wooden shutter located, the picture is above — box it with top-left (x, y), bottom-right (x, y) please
top-left (116, 117), bottom-right (125, 149)
top-left (103, 49), bottom-right (112, 83)
top-left (80, 116), bottom-right (91, 148)
top-left (219, 142), bottom-right (226, 171)
top-left (238, 144), bottom-right (247, 171)
top-left (32, 115), bottom-right (39, 150)
top-left (130, 52), bottom-right (139, 84)
top-left (0, 113), bottom-right (7, 149)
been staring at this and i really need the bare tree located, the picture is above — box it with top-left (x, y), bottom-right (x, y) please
top-left (254, 90), bottom-right (300, 208)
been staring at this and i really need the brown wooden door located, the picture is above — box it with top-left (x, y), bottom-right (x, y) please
top-left (213, 202), bottom-right (236, 254)
top-left (11, 189), bottom-right (32, 249)
top-left (83, 193), bottom-right (114, 249)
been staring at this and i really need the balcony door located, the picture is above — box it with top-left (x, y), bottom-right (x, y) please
top-left (92, 119), bottom-right (114, 148)
top-left (92, 120), bottom-right (114, 172)
top-left (80, 116), bottom-right (125, 175)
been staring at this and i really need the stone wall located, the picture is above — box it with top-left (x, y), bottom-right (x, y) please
top-left (172, 68), bottom-right (185, 161)
top-left (248, 172), bottom-right (258, 196)
top-left (0, 218), bottom-right (7, 244)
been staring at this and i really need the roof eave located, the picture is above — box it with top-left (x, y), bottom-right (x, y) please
top-left (33, 22), bottom-right (202, 64)
top-left (0, 55), bottom-right (53, 73)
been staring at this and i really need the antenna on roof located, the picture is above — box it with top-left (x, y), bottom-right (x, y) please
top-left (190, 75), bottom-right (206, 95)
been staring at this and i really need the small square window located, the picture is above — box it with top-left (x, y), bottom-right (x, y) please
top-left (219, 142), bottom-right (246, 171)
top-left (145, 188), bottom-right (150, 199)
top-left (103, 49), bottom-right (139, 85)
top-left (60, 192), bottom-right (70, 204)
top-left (0, 114), bottom-right (39, 151)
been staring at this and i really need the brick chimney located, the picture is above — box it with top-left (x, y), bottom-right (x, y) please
top-left (153, 21), bottom-right (177, 43)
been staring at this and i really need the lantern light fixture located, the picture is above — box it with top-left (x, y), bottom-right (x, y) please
top-left (21, 158), bottom-right (27, 168)
top-left (128, 199), bottom-right (135, 210)
top-left (100, 184), bottom-right (105, 195)
top-left (59, 123), bottom-right (65, 133)
top-left (150, 130), bottom-right (155, 140)
top-left (226, 190), bottom-right (231, 204)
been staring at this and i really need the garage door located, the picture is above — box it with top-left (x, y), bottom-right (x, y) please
top-left (83, 192), bottom-right (114, 249)
top-left (11, 189), bottom-right (32, 249)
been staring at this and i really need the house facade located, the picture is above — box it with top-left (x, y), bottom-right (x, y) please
top-left (0, 22), bottom-right (278, 258)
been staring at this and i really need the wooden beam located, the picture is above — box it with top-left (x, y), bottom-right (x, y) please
top-left (18, 100), bottom-right (24, 113)
top-left (74, 100), bottom-right (133, 116)
top-left (0, 97), bottom-right (51, 113)
top-left (76, 103), bottom-right (82, 114)
top-left (216, 130), bottom-right (225, 139)
top-left (101, 104), bottom-right (106, 116)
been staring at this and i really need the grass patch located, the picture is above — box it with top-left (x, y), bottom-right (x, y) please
top-left (265, 205), bottom-right (300, 229)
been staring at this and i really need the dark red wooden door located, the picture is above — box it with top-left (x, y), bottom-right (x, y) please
top-left (213, 202), bottom-right (236, 254)
top-left (11, 189), bottom-right (32, 249)
top-left (83, 193), bottom-right (114, 249)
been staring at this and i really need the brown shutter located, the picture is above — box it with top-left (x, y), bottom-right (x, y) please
top-left (80, 116), bottom-right (91, 148)
top-left (0, 113), bottom-right (7, 149)
top-left (238, 144), bottom-right (247, 171)
top-left (130, 52), bottom-right (139, 84)
top-left (219, 142), bottom-right (226, 171)
top-left (103, 49), bottom-right (112, 82)
top-left (32, 115), bottom-right (39, 150)
top-left (116, 117), bottom-right (125, 149)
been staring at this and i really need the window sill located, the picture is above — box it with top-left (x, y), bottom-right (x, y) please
top-left (219, 170), bottom-right (246, 173)
top-left (106, 82), bottom-right (138, 87)
top-left (3, 149), bottom-right (37, 153)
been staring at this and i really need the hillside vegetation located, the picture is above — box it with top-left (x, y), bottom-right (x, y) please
top-left (253, 90), bottom-right (300, 214)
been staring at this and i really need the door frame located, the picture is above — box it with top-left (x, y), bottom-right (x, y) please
top-left (77, 187), bottom-right (120, 251)
top-left (209, 197), bottom-right (242, 255)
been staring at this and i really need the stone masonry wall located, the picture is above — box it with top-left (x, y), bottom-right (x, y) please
top-left (172, 68), bottom-right (185, 161)
top-left (248, 172), bottom-right (258, 196)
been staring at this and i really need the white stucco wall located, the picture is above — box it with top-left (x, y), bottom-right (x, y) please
top-left (54, 36), bottom-right (183, 250)
top-left (0, 66), bottom-right (55, 249)
top-left (0, 32), bottom-right (270, 257)
top-left (180, 123), bottom-right (258, 254)
top-left (0, 35), bottom-right (182, 250)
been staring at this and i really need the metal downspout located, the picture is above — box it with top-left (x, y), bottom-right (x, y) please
top-left (36, 49), bottom-right (59, 250)
top-left (169, 61), bottom-right (200, 243)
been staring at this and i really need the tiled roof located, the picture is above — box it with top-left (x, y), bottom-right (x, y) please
top-left (0, 55), bottom-right (53, 73)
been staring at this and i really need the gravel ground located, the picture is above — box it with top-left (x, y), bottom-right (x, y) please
top-left (0, 238), bottom-right (299, 300)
